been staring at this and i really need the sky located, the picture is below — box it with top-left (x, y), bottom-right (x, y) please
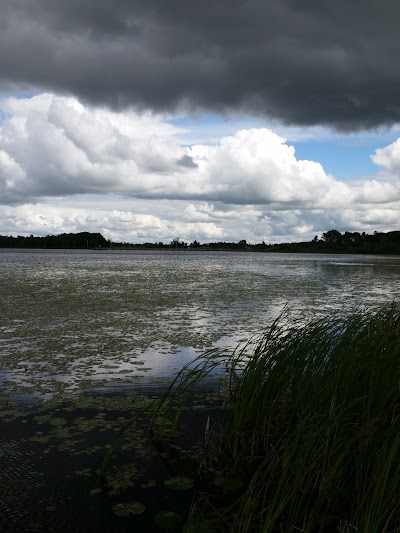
top-left (1, 1), bottom-right (400, 244)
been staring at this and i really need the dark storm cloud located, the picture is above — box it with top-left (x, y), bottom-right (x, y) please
top-left (2, 0), bottom-right (400, 129)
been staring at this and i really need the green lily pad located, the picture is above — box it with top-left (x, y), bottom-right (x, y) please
top-left (112, 503), bottom-right (130, 517)
top-left (213, 476), bottom-right (244, 491)
top-left (163, 476), bottom-right (194, 490)
top-left (154, 511), bottom-right (183, 529)
top-left (74, 468), bottom-right (92, 477)
top-left (90, 488), bottom-right (102, 495)
top-left (49, 417), bottom-right (68, 426)
top-left (126, 501), bottom-right (145, 515)
top-left (112, 501), bottom-right (145, 516)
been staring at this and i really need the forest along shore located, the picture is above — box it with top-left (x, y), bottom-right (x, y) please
top-left (2, 228), bottom-right (400, 254)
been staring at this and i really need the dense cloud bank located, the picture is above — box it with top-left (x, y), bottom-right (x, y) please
top-left (2, 1), bottom-right (400, 129)
top-left (2, 93), bottom-right (400, 209)
top-left (1, 93), bottom-right (400, 243)
top-left (0, 94), bottom-right (335, 205)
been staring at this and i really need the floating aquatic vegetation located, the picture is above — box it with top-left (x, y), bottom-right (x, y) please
top-left (3, 252), bottom-right (400, 531)
top-left (74, 468), bottom-right (92, 477)
top-left (48, 417), bottom-right (67, 426)
top-left (112, 501), bottom-right (145, 516)
top-left (164, 476), bottom-right (194, 491)
top-left (103, 462), bottom-right (140, 495)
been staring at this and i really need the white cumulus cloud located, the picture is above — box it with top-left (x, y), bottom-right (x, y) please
top-left (0, 93), bottom-right (341, 207)
top-left (1, 93), bottom-right (400, 243)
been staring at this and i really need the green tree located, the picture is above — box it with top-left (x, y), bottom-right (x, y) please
top-left (322, 229), bottom-right (342, 244)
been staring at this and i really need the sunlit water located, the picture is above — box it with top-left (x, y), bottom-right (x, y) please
top-left (1, 249), bottom-right (400, 400)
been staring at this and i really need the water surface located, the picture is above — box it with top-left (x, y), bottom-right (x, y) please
top-left (1, 249), bottom-right (400, 400)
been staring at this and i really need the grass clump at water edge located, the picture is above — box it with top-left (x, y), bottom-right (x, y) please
top-left (152, 304), bottom-right (400, 532)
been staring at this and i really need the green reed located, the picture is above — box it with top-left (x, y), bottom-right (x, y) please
top-left (155, 304), bottom-right (400, 532)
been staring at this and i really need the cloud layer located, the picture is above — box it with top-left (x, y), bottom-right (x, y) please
top-left (1, 94), bottom-right (340, 206)
top-left (1, 93), bottom-right (400, 243)
top-left (2, 1), bottom-right (400, 129)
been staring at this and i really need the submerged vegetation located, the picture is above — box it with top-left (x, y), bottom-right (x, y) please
top-left (147, 304), bottom-right (400, 532)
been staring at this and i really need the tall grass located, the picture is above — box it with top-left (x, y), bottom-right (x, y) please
top-left (155, 305), bottom-right (400, 532)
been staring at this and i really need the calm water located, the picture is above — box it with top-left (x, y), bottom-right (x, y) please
top-left (1, 249), bottom-right (400, 400)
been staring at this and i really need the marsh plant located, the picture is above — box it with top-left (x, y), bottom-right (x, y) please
top-left (153, 304), bottom-right (400, 532)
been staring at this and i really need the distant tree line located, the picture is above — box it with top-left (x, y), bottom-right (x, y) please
top-left (1, 229), bottom-right (400, 254)
top-left (0, 232), bottom-right (109, 249)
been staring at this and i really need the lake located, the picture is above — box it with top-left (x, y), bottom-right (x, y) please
top-left (1, 249), bottom-right (400, 401)
top-left (1, 249), bottom-right (400, 531)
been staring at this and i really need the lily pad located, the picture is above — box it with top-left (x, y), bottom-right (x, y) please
top-left (213, 476), bottom-right (244, 491)
top-left (112, 501), bottom-right (145, 516)
top-left (90, 488), bottom-right (102, 495)
top-left (154, 511), bottom-right (183, 529)
top-left (163, 476), bottom-right (194, 490)
top-left (74, 468), bottom-right (92, 477)
top-left (112, 503), bottom-right (130, 517)
top-left (49, 417), bottom-right (68, 426)
top-left (126, 501), bottom-right (145, 515)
